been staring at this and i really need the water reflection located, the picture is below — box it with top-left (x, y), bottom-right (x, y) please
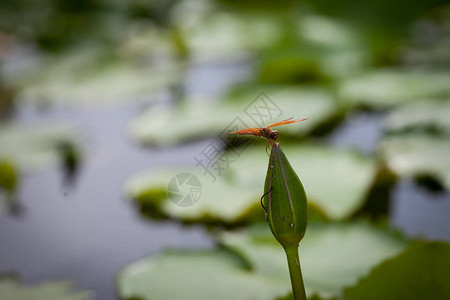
top-left (0, 104), bottom-right (215, 299)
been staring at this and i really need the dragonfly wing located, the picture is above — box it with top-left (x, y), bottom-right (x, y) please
top-left (266, 118), bottom-right (307, 128)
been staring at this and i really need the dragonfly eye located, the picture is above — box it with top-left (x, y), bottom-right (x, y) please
top-left (271, 130), bottom-right (279, 140)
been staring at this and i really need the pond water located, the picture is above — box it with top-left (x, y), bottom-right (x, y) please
top-left (0, 62), bottom-right (449, 299)
top-left (329, 111), bottom-right (450, 240)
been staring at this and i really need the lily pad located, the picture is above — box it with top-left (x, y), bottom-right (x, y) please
top-left (285, 145), bottom-right (376, 219)
top-left (7, 41), bottom-right (180, 107)
top-left (129, 87), bottom-right (338, 147)
top-left (343, 242), bottom-right (450, 300)
top-left (257, 16), bottom-right (368, 84)
top-left (129, 102), bottom-right (241, 148)
top-left (117, 250), bottom-right (289, 300)
top-left (296, 16), bottom-right (364, 52)
top-left (117, 222), bottom-right (407, 300)
top-left (0, 123), bottom-right (80, 172)
top-left (18, 60), bottom-right (178, 107)
top-left (220, 222), bottom-right (408, 299)
top-left (379, 134), bottom-right (450, 190)
top-left (0, 276), bottom-right (90, 300)
top-left (224, 86), bottom-right (341, 137)
top-left (339, 70), bottom-right (450, 108)
top-left (127, 166), bottom-right (263, 225)
top-left (384, 99), bottom-right (450, 135)
top-left (126, 144), bottom-right (377, 224)
top-left (178, 11), bottom-right (284, 62)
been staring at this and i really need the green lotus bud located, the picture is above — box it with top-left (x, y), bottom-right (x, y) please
top-left (263, 142), bottom-right (307, 248)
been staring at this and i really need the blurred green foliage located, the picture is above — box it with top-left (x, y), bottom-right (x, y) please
top-left (343, 242), bottom-right (450, 300)
top-left (126, 144), bottom-right (377, 224)
top-left (1, 0), bottom-right (449, 299)
top-left (0, 275), bottom-right (90, 300)
top-left (0, 160), bottom-right (18, 215)
top-left (0, 160), bottom-right (17, 195)
top-left (0, 0), bottom-right (179, 51)
top-left (117, 222), bottom-right (408, 300)
top-left (0, 123), bottom-right (81, 172)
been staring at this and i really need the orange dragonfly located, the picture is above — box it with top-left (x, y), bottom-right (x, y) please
top-left (225, 117), bottom-right (307, 153)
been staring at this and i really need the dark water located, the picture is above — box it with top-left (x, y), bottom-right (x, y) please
top-left (1, 63), bottom-right (450, 299)
top-left (329, 111), bottom-right (450, 241)
top-left (0, 62), bottom-right (251, 299)
top-left (392, 180), bottom-right (450, 241)
top-left (0, 104), bottom-right (217, 299)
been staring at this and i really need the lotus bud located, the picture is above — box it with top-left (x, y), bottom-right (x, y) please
top-left (262, 142), bottom-right (308, 248)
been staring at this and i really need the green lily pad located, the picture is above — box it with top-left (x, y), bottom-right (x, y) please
top-left (129, 102), bottom-right (240, 148)
top-left (127, 166), bottom-right (263, 225)
top-left (178, 11), bottom-right (284, 62)
top-left (117, 222), bottom-right (407, 300)
top-left (0, 276), bottom-right (90, 300)
top-left (285, 145), bottom-right (376, 220)
top-left (379, 134), bottom-right (450, 190)
top-left (8, 41), bottom-right (180, 107)
top-left (224, 86), bottom-right (341, 137)
top-left (343, 242), bottom-right (450, 300)
top-left (0, 123), bottom-right (80, 172)
top-left (117, 250), bottom-right (289, 300)
top-left (257, 16), bottom-right (368, 84)
top-left (339, 70), bottom-right (450, 108)
top-left (18, 61), bottom-right (178, 107)
top-left (384, 99), bottom-right (450, 134)
top-left (220, 222), bottom-right (408, 299)
top-left (126, 144), bottom-right (376, 224)
top-left (129, 87), bottom-right (338, 147)
top-left (296, 16), bottom-right (363, 51)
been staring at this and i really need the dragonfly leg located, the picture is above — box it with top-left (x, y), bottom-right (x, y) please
top-left (265, 140), bottom-right (272, 156)
top-left (266, 139), bottom-right (276, 156)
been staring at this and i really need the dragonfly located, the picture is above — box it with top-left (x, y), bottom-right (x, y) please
top-left (225, 117), bottom-right (307, 154)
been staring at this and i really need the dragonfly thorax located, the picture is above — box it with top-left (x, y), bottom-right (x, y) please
top-left (260, 128), bottom-right (279, 141)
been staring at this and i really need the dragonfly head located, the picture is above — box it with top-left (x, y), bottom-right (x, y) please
top-left (270, 130), bottom-right (279, 141)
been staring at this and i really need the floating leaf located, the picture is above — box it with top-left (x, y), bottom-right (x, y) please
top-left (117, 222), bottom-right (408, 300)
top-left (257, 50), bottom-right (329, 84)
top-left (7, 42), bottom-right (180, 107)
top-left (0, 276), bottom-right (90, 300)
top-left (339, 70), bottom-right (450, 108)
top-left (296, 16), bottom-right (364, 51)
top-left (379, 134), bottom-right (450, 190)
top-left (176, 8), bottom-right (285, 62)
top-left (117, 250), bottom-right (289, 300)
top-left (384, 99), bottom-right (450, 134)
top-left (126, 144), bottom-right (376, 224)
top-left (129, 102), bottom-right (239, 147)
top-left (286, 145), bottom-right (376, 219)
top-left (129, 87), bottom-right (338, 147)
top-left (18, 61), bottom-right (178, 106)
top-left (127, 166), bottom-right (262, 225)
top-left (0, 123), bottom-right (80, 172)
top-left (257, 16), bottom-right (368, 83)
top-left (343, 242), bottom-right (450, 300)
top-left (220, 222), bottom-right (408, 299)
